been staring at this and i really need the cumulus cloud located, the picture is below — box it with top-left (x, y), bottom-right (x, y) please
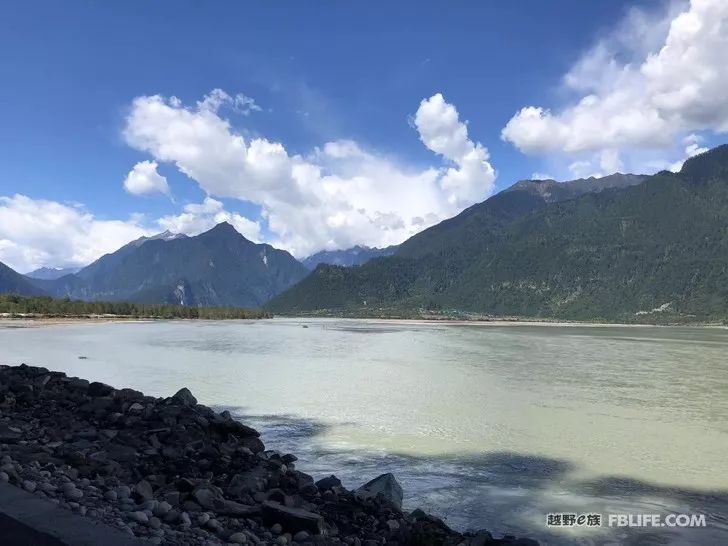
top-left (157, 197), bottom-right (262, 242)
top-left (123, 90), bottom-right (496, 257)
top-left (414, 93), bottom-right (496, 207)
top-left (669, 133), bottom-right (710, 172)
top-left (123, 160), bottom-right (170, 196)
top-left (531, 172), bottom-right (554, 181)
top-left (501, 0), bottom-right (728, 172)
top-left (0, 195), bottom-right (151, 272)
top-left (197, 89), bottom-right (262, 116)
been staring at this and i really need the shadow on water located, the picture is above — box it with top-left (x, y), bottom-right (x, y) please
top-left (213, 407), bottom-right (728, 546)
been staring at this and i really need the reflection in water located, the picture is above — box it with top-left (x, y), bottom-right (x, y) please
top-left (1, 318), bottom-right (727, 544)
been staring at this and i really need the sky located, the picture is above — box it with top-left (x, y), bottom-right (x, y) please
top-left (1, 0), bottom-right (727, 272)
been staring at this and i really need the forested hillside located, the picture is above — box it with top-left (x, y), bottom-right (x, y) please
top-left (268, 146), bottom-right (728, 322)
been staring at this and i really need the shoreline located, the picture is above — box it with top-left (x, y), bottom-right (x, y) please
top-left (4, 314), bottom-right (726, 330)
top-left (0, 364), bottom-right (538, 546)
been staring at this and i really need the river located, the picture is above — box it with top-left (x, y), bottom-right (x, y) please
top-left (1, 318), bottom-right (726, 544)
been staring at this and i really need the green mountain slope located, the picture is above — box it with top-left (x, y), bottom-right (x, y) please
top-left (268, 146), bottom-right (728, 322)
top-left (40, 223), bottom-right (308, 307)
top-left (0, 261), bottom-right (47, 296)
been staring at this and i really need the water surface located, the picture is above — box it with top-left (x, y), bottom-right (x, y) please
top-left (1, 318), bottom-right (726, 544)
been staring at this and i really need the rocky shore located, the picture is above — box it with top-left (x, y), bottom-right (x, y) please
top-left (0, 364), bottom-right (538, 546)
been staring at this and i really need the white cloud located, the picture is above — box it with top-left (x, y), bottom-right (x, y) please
top-left (669, 133), bottom-right (710, 172)
top-left (197, 89), bottom-right (262, 116)
top-left (157, 197), bottom-right (262, 242)
top-left (0, 195), bottom-right (151, 272)
top-left (123, 90), bottom-right (497, 257)
top-left (531, 172), bottom-right (554, 181)
top-left (501, 0), bottom-right (728, 171)
top-left (414, 93), bottom-right (496, 207)
top-left (123, 160), bottom-right (170, 196)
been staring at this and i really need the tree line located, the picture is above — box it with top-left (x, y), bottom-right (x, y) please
top-left (0, 294), bottom-right (270, 319)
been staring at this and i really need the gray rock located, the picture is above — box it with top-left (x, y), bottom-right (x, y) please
top-left (129, 511), bottom-right (149, 524)
top-left (206, 518), bottom-right (222, 531)
top-left (135, 479), bottom-right (154, 500)
top-left (163, 491), bottom-right (180, 506)
top-left (64, 487), bottom-right (83, 501)
top-left (261, 501), bottom-right (323, 535)
top-left (355, 473), bottom-right (403, 509)
top-left (171, 387), bottom-right (197, 406)
top-left (314, 475), bottom-right (341, 490)
top-left (22, 480), bottom-right (37, 492)
top-left (229, 532), bottom-right (248, 544)
top-left (0, 424), bottom-right (21, 444)
top-left (293, 531), bottom-right (310, 542)
top-left (128, 402), bottom-right (144, 413)
top-left (117, 485), bottom-right (132, 499)
top-left (154, 500), bottom-right (172, 517)
top-left (149, 516), bottom-right (162, 529)
top-left (228, 468), bottom-right (267, 497)
top-left (193, 485), bottom-right (260, 516)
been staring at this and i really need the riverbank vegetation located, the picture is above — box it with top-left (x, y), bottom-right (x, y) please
top-left (0, 294), bottom-right (270, 319)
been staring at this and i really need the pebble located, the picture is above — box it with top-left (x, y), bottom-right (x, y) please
top-left (22, 480), bottom-right (37, 492)
top-left (117, 485), bottom-right (131, 499)
top-left (129, 511), bottom-right (149, 524)
top-left (229, 532), bottom-right (248, 544)
top-left (64, 487), bottom-right (83, 501)
top-left (293, 531), bottom-right (310, 542)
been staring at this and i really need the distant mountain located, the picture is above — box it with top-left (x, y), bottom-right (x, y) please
top-left (266, 152), bottom-right (728, 322)
top-left (25, 266), bottom-right (81, 280)
top-left (0, 262), bottom-right (46, 296)
top-left (37, 224), bottom-right (308, 307)
top-left (302, 245), bottom-right (398, 270)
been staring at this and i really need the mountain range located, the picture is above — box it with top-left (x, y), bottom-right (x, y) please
top-left (268, 145), bottom-right (728, 322)
top-left (302, 245), bottom-right (398, 270)
top-left (18, 223), bottom-right (308, 307)
top-left (25, 266), bottom-right (82, 280)
top-left (3, 145), bottom-right (728, 321)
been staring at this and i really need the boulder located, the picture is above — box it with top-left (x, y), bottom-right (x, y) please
top-left (171, 387), bottom-right (197, 406)
top-left (355, 473), bottom-right (403, 509)
top-left (193, 485), bottom-right (261, 517)
top-left (135, 479), bottom-right (154, 501)
top-left (88, 381), bottom-right (114, 397)
top-left (261, 501), bottom-right (324, 535)
top-left (315, 475), bottom-right (341, 490)
top-left (228, 468), bottom-right (268, 497)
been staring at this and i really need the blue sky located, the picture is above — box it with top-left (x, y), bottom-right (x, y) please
top-left (1, 0), bottom-right (727, 272)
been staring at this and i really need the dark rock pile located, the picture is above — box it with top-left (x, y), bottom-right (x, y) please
top-left (0, 364), bottom-right (538, 546)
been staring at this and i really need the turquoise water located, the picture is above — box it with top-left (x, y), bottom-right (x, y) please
top-left (1, 318), bottom-right (726, 544)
